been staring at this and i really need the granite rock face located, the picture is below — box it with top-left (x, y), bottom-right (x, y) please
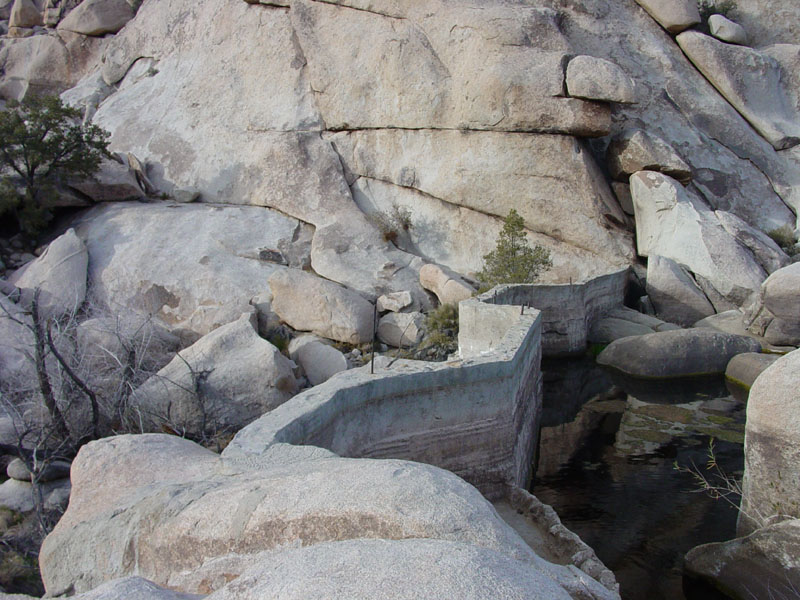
top-left (39, 434), bottom-right (616, 600)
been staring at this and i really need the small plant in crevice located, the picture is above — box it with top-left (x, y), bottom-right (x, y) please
top-left (476, 209), bottom-right (552, 292)
top-left (418, 303), bottom-right (460, 361)
top-left (370, 205), bottom-right (413, 245)
top-left (767, 225), bottom-right (798, 256)
top-left (697, 0), bottom-right (736, 21)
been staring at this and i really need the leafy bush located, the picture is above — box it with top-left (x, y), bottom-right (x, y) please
top-left (477, 209), bottom-right (552, 289)
top-left (0, 95), bottom-right (110, 235)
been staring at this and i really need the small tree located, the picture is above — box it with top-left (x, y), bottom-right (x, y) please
top-left (0, 95), bottom-right (110, 235)
top-left (477, 209), bottom-right (552, 288)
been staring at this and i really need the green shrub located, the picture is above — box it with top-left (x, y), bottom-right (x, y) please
top-left (477, 209), bottom-right (552, 290)
top-left (417, 303), bottom-right (459, 361)
top-left (0, 95), bottom-right (110, 235)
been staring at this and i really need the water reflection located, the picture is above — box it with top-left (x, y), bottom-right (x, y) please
top-left (533, 358), bottom-right (745, 600)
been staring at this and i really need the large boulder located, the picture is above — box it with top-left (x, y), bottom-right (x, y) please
top-left (0, 293), bottom-right (34, 383)
top-left (39, 434), bottom-right (616, 600)
top-left (646, 255), bottom-right (715, 326)
top-left (74, 202), bottom-right (312, 339)
top-left (762, 263), bottom-right (800, 322)
top-left (740, 349), bottom-right (800, 535)
top-left (67, 157), bottom-right (145, 201)
top-left (132, 313), bottom-right (297, 437)
top-left (377, 311), bottom-right (425, 348)
top-left (676, 32), bottom-right (800, 151)
top-left (287, 335), bottom-right (348, 386)
top-left (419, 263), bottom-right (474, 306)
top-left (725, 352), bottom-right (781, 390)
top-left (596, 328), bottom-right (761, 378)
top-left (630, 172), bottom-right (766, 308)
top-left (57, 0), bottom-right (136, 36)
top-left (715, 211), bottom-right (790, 275)
top-left (268, 268), bottom-right (374, 344)
top-left (685, 519), bottom-right (800, 600)
top-left (8, 228), bottom-right (88, 318)
top-left (8, 0), bottom-right (41, 28)
top-left (708, 14), bottom-right (748, 46)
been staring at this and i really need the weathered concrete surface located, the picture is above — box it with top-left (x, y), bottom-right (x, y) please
top-left (225, 301), bottom-right (543, 499)
top-left (477, 269), bottom-right (628, 356)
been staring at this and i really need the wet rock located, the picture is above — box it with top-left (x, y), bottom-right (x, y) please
top-left (725, 352), bottom-right (780, 390)
top-left (685, 519), bottom-right (800, 600)
top-left (596, 328), bottom-right (761, 378)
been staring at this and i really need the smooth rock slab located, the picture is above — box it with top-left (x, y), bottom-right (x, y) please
top-left (566, 56), bottom-right (636, 104)
top-left (596, 328), bottom-right (761, 378)
top-left (677, 31), bottom-right (800, 150)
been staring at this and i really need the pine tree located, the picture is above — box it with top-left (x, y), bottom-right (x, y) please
top-left (477, 209), bottom-right (552, 287)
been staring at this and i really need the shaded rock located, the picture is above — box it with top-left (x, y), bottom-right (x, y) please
top-left (377, 291), bottom-right (413, 313)
top-left (725, 352), bottom-right (780, 390)
top-left (740, 348), bottom-right (800, 535)
top-left (611, 182), bottom-right (634, 216)
top-left (630, 172), bottom-right (766, 308)
top-left (133, 313), bottom-right (297, 437)
top-left (67, 157), bottom-right (144, 201)
top-left (685, 519), bottom-right (800, 600)
top-left (75, 202), bottom-right (309, 338)
top-left (0, 293), bottom-right (34, 384)
top-left (6, 457), bottom-right (71, 483)
top-left (588, 317), bottom-right (654, 344)
top-left (288, 336), bottom-right (348, 386)
top-left (8, 228), bottom-right (88, 318)
top-left (8, 0), bottom-right (41, 28)
top-left (378, 312), bottom-right (425, 348)
top-left (58, 0), bottom-right (135, 36)
top-left (0, 477), bottom-right (70, 512)
top-left (708, 14), bottom-right (748, 46)
top-left (565, 55), bottom-right (636, 104)
top-left (633, 0), bottom-right (700, 33)
top-left (646, 255), bottom-right (715, 327)
top-left (419, 264), bottom-right (474, 306)
top-left (68, 576), bottom-right (203, 600)
top-left (607, 130), bottom-right (691, 183)
top-left (605, 306), bottom-right (667, 330)
top-left (596, 328), bottom-right (761, 378)
top-left (269, 269), bottom-right (374, 344)
top-left (677, 31), bottom-right (800, 150)
top-left (716, 211), bottom-right (790, 275)
top-left (763, 317), bottom-right (800, 346)
top-left (61, 68), bottom-right (116, 124)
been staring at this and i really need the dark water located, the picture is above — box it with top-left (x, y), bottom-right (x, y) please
top-left (533, 358), bottom-right (746, 600)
